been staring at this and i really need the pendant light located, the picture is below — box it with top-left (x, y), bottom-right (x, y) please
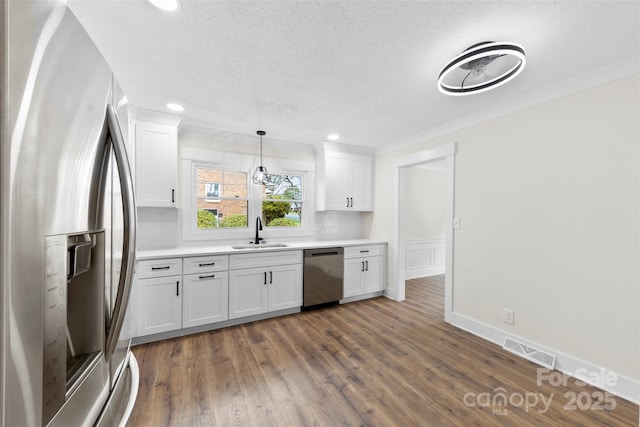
top-left (252, 130), bottom-right (270, 185)
top-left (438, 41), bottom-right (526, 96)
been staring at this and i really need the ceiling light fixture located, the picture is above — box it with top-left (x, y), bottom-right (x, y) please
top-left (149, 0), bottom-right (179, 11)
top-left (327, 134), bottom-right (340, 141)
top-left (438, 41), bottom-right (526, 96)
top-left (166, 103), bottom-right (184, 112)
top-left (252, 130), bottom-right (270, 185)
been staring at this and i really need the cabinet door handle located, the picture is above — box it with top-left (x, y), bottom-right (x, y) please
top-left (264, 271), bottom-right (267, 285)
top-left (365, 260), bottom-right (369, 271)
top-left (361, 261), bottom-right (365, 272)
top-left (171, 189), bottom-right (175, 203)
top-left (198, 274), bottom-right (215, 279)
top-left (269, 271), bottom-right (273, 284)
top-left (360, 250), bottom-right (369, 253)
top-left (350, 197), bottom-right (353, 207)
top-left (176, 281), bottom-right (180, 296)
top-left (151, 266), bottom-right (170, 271)
top-left (198, 262), bottom-right (215, 267)
top-left (346, 197), bottom-right (349, 208)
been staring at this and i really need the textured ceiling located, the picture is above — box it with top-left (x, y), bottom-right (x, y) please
top-left (67, 1), bottom-right (640, 150)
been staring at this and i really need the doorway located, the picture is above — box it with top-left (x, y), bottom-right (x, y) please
top-left (392, 143), bottom-right (455, 322)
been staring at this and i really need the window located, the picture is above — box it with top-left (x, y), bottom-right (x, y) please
top-left (196, 166), bottom-right (248, 229)
top-left (183, 148), bottom-right (314, 241)
top-left (262, 174), bottom-right (303, 228)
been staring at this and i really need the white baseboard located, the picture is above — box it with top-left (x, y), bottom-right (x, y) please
top-left (448, 312), bottom-right (640, 405)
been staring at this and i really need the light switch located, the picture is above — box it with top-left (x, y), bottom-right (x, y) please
top-left (453, 217), bottom-right (460, 229)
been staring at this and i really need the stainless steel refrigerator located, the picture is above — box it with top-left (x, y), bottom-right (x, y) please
top-left (1, 0), bottom-right (139, 425)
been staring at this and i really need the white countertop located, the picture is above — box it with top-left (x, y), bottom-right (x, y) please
top-left (136, 239), bottom-right (387, 261)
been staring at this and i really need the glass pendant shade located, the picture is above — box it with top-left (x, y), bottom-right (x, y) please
top-left (252, 130), bottom-right (269, 185)
top-left (252, 165), bottom-right (269, 185)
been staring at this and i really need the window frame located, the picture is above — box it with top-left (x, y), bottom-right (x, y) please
top-left (194, 164), bottom-right (249, 231)
top-left (182, 148), bottom-right (314, 242)
top-left (260, 172), bottom-right (305, 229)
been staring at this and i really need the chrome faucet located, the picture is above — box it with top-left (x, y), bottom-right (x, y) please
top-left (254, 216), bottom-right (263, 244)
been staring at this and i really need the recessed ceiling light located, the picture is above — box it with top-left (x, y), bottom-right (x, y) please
top-left (149, 0), bottom-right (179, 12)
top-left (327, 134), bottom-right (340, 141)
top-left (166, 103), bottom-right (184, 112)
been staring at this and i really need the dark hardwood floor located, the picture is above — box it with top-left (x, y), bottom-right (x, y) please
top-left (129, 275), bottom-right (639, 426)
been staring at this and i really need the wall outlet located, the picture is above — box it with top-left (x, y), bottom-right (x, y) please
top-left (503, 309), bottom-right (515, 325)
top-left (453, 217), bottom-right (460, 229)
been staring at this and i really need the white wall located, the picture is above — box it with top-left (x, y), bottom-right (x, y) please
top-left (403, 166), bottom-right (446, 241)
top-left (370, 74), bottom-right (640, 382)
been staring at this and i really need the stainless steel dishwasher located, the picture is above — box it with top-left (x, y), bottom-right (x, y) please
top-left (303, 247), bottom-right (344, 308)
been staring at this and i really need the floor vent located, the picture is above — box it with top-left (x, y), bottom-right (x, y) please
top-left (503, 337), bottom-right (556, 369)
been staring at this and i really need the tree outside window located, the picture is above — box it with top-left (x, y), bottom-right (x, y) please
top-left (262, 174), bottom-right (303, 227)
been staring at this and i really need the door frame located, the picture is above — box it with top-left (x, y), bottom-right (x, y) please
top-left (392, 143), bottom-right (456, 322)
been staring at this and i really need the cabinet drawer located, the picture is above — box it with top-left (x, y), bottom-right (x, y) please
top-left (137, 258), bottom-right (182, 279)
top-left (183, 255), bottom-right (229, 274)
top-left (344, 245), bottom-right (384, 259)
top-left (230, 250), bottom-right (302, 270)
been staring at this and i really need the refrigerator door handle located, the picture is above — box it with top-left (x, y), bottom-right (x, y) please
top-left (104, 105), bottom-right (137, 361)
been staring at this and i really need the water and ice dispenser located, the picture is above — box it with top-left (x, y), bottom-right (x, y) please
top-left (43, 232), bottom-right (105, 424)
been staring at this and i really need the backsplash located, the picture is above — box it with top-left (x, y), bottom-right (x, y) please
top-left (136, 208), bottom-right (367, 250)
top-left (314, 211), bottom-right (365, 241)
top-left (136, 207), bottom-right (180, 250)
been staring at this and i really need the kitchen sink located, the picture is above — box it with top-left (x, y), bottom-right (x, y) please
top-left (231, 242), bottom-right (289, 250)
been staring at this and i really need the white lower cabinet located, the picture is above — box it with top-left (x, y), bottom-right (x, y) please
top-left (133, 245), bottom-right (385, 341)
top-left (344, 258), bottom-right (365, 297)
top-left (182, 271), bottom-right (229, 328)
top-left (363, 256), bottom-right (384, 293)
top-left (269, 264), bottom-right (303, 311)
top-left (229, 251), bottom-right (302, 320)
top-left (228, 267), bottom-right (268, 319)
top-left (136, 258), bottom-right (183, 337)
top-left (137, 275), bottom-right (182, 336)
top-left (343, 245), bottom-right (386, 299)
top-left (182, 255), bottom-right (230, 328)
top-left (134, 255), bottom-right (229, 338)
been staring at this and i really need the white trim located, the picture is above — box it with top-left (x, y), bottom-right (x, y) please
top-left (181, 147), bottom-right (315, 173)
top-left (128, 106), bottom-right (184, 127)
top-left (392, 142), bottom-right (457, 168)
top-left (449, 312), bottom-right (640, 405)
top-left (378, 57), bottom-right (640, 155)
top-left (391, 142), bottom-right (456, 319)
top-left (443, 154), bottom-right (455, 323)
top-left (319, 140), bottom-right (374, 157)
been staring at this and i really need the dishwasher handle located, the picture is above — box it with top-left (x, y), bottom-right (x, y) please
top-left (304, 247), bottom-right (344, 258)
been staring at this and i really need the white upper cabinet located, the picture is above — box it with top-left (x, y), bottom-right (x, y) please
top-left (349, 154), bottom-right (373, 211)
top-left (317, 144), bottom-right (374, 211)
top-left (135, 120), bottom-right (178, 207)
top-left (324, 152), bottom-right (349, 209)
